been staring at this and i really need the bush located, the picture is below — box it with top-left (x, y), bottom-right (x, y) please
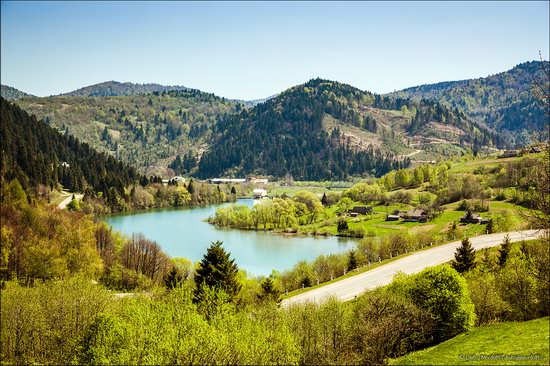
top-left (393, 191), bottom-right (412, 204)
top-left (352, 289), bottom-right (435, 364)
top-left (465, 268), bottom-right (508, 326)
top-left (387, 265), bottom-right (475, 341)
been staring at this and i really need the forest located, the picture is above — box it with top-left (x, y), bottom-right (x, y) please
top-left (393, 60), bottom-right (550, 145)
top-left (0, 98), bottom-right (235, 214)
top-left (0, 98), bottom-right (139, 199)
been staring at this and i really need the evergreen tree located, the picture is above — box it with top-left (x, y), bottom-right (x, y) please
top-left (347, 250), bottom-right (358, 271)
top-left (498, 234), bottom-right (512, 267)
top-left (258, 276), bottom-right (281, 302)
top-left (193, 241), bottom-right (241, 303)
top-left (485, 219), bottom-right (495, 234)
top-left (452, 237), bottom-right (476, 273)
top-left (164, 266), bottom-right (184, 289)
top-left (321, 192), bottom-right (328, 206)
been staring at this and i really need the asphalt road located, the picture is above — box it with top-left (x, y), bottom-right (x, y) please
top-left (57, 193), bottom-right (84, 210)
top-left (281, 230), bottom-right (541, 307)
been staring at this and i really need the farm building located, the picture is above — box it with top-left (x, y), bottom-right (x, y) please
top-left (459, 212), bottom-right (490, 224)
top-left (499, 150), bottom-right (518, 158)
top-left (386, 214), bottom-right (400, 221)
top-left (247, 176), bottom-right (269, 184)
top-left (253, 189), bottom-right (267, 198)
top-left (349, 206), bottom-right (373, 215)
top-left (210, 178), bottom-right (247, 184)
top-left (402, 209), bottom-right (429, 223)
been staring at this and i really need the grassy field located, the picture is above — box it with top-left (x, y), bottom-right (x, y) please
top-left (293, 198), bottom-right (528, 240)
top-left (447, 152), bottom-right (543, 174)
top-left (390, 317), bottom-right (550, 365)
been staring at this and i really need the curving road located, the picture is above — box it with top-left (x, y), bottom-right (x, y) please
top-left (57, 193), bottom-right (83, 210)
top-left (281, 230), bottom-right (542, 307)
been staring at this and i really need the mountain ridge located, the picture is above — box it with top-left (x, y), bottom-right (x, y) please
top-left (0, 85), bottom-right (35, 100)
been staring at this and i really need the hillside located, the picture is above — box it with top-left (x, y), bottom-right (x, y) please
top-left (11, 77), bottom-right (509, 180)
top-left (0, 85), bottom-right (34, 100)
top-left (391, 317), bottom-right (549, 365)
top-left (59, 81), bottom-right (190, 97)
top-left (0, 97), bottom-right (139, 197)
top-left (14, 89), bottom-right (239, 176)
top-left (197, 78), bottom-right (500, 180)
top-left (391, 61), bottom-right (550, 145)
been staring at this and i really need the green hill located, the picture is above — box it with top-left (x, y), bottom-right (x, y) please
top-left (59, 80), bottom-right (190, 97)
top-left (391, 317), bottom-right (549, 365)
top-left (197, 78), bottom-right (500, 180)
top-left (13, 89), bottom-right (239, 177)
top-left (0, 97), bottom-right (139, 198)
top-left (390, 61), bottom-right (549, 146)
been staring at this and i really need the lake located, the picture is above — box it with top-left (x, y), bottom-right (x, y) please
top-left (103, 199), bottom-right (356, 277)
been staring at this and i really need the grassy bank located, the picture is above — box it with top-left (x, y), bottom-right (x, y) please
top-left (390, 317), bottom-right (549, 365)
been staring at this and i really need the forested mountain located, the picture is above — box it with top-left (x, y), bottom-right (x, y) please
top-left (390, 61), bottom-right (549, 145)
top-left (9, 70), bottom-right (523, 180)
top-left (15, 89), bottom-right (240, 176)
top-left (0, 85), bottom-right (34, 100)
top-left (197, 78), bottom-right (497, 180)
top-left (0, 97), bottom-right (139, 197)
top-left (60, 81), bottom-right (190, 97)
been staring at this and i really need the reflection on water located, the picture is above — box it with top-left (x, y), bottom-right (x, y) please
top-left (104, 199), bottom-right (356, 276)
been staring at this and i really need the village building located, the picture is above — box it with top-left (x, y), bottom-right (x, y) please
top-left (499, 150), bottom-right (518, 158)
top-left (209, 178), bottom-right (246, 184)
top-left (349, 206), bottom-right (373, 215)
top-left (402, 208), bottom-right (429, 223)
top-left (246, 176), bottom-right (269, 184)
top-left (459, 212), bottom-right (490, 224)
top-left (386, 214), bottom-right (400, 221)
top-left (253, 188), bottom-right (267, 199)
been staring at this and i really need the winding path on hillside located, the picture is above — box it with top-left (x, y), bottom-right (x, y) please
top-left (57, 192), bottom-right (83, 210)
top-left (281, 230), bottom-right (542, 307)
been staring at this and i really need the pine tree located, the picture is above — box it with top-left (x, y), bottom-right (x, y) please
top-left (347, 250), bottom-right (358, 271)
top-left (486, 219), bottom-right (495, 234)
top-left (193, 241), bottom-right (241, 303)
top-left (498, 234), bottom-right (512, 267)
top-left (258, 276), bottom-right (281, 302)
top-left (321, 192), bottom-right (328, 206)
top-left (452, 237), bottom-right (476, 273)
top-left (164, 266), bottom-right (184, 289)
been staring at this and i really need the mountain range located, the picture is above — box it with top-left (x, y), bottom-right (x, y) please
top-left (2, 60), bottom-right (547, 180)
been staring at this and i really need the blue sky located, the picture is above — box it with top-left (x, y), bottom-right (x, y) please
top-left (1, 1), bottom-right (549, 99)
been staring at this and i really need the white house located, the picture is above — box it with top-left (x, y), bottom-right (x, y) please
top-left (210, 178), bottom-right (246, 184)
top-left (253, 188), bottom-right (267, 199)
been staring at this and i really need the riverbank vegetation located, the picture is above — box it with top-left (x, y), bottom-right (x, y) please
top-left (209, 151), bottom-right (544, 241)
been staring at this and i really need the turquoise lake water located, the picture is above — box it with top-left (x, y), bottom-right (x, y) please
top-left (103, 199), bottom-right (356, 277)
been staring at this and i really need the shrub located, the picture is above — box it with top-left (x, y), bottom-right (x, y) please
top-left (387, 265), bottom-right (475, 341)
top-left (465, 269), bottom-right (508, 326)
top-left (352, 289), bottom-right (435, 364)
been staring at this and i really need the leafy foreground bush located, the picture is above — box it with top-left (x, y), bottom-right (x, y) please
top-left (1, 278), bottom-right (300, 365)
top-left (0, 266), bottom-right (478, 365)
top-left (387, 265), bottom-right (476, 342)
